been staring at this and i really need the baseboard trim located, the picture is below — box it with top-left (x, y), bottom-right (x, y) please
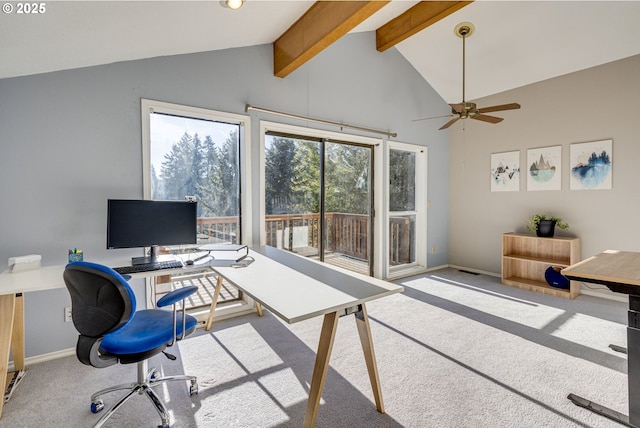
top-left (448, 264), bottom-right (501, 278)
top-left (449, 264), bottom-right (627, 303)
top-left (580, 286), bottom-right (628, 303)
top-left (8, 347), bottom-right (75, 371)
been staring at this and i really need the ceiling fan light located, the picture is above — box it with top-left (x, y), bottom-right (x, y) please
top-left (225, 0), bottom-right (244, 10)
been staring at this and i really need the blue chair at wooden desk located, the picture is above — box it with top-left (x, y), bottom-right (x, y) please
top-left (63, 261), bottom-right (199, 428)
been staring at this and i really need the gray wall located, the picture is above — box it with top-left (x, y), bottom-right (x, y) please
top-left (449, 54), bottom-right (640, 298)
top-left (0, 32), bottom-right (449, 357)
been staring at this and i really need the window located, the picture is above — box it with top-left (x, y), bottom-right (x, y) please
top-left (141, 99), bottom-right (253, 318)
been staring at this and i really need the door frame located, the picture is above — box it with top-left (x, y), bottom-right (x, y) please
top-left (385, 141), bottom-right (428, 280)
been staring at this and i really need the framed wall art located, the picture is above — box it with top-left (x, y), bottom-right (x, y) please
top-left (490, 150), bottom-right (520, 192)
top-left (569, 139), bottom-right (612, 190)
top-left (527, 145), bottom-right (561, 191)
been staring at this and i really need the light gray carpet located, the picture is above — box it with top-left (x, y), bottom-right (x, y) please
top-left (0, 268), bottom-right (630, 427)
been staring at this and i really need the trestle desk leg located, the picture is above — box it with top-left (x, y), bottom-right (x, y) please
top-left (11, 293), bottom-right (25, 371)
top-left (303, 311), bottom-right (339, 428)
top-left (205, 275), bottom-right (223, 331)
top-left (0, 294), bottom-right (17, 419)
top-left (355, 304), bottom-right (384, 413)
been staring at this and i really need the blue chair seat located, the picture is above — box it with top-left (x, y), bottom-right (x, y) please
top-left (102, 310), bottom-right (197, 356)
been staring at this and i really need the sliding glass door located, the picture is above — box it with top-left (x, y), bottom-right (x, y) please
top-left (323, 141), bottom-right (372, 275)
top-left (264, 132), bottom-right (373, 276)
top-left (264, 133), bottom-right (321, 259)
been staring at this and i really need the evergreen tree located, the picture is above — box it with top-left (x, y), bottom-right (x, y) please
top-left (389, 150), bottom-right (415, 212)
top-left (198, 130), bottom-right (239, 216)
top-left (291, 140), bottom-right (321, 213)
top-left (159, 131), bottom-right (194, 200)
top-left (325, 143), bottom-right (370, 214)
top-left (265, 137), bottom-right (297, 214)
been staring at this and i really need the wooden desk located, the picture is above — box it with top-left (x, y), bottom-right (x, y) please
top-left (562, 250), bottom-right (640, 427)
top-left (205, 246), bottom-right (404, 427)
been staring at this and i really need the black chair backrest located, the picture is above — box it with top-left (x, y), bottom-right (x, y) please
top-left (63, 262), bottom-right (135, 338)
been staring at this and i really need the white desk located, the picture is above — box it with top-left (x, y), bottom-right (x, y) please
top-left (1, 249), bottom-right (404, 426)
top-left (0, 259), bottom-right (204, 419)
top-left (205, 246), bottom-right (404, 427)
top-left (0, 265), bottom-right (69, 418)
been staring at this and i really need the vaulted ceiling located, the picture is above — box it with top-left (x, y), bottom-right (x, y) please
top-left (2, 1), bottom-right (639, 104)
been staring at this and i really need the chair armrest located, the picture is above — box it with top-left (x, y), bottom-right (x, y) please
top-left (156, 285), bottom-right (198, 308)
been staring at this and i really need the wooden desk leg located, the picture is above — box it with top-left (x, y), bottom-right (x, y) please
top-left (303, 311), bottom-right (339, 428)
top-left (11, 294), bottom-right (25, 371)
top-left (0, 294), bottom-right (17, 419)
top-left (355, 304), bottom-right (384, 413)
top-left (255, 302), bottom-right (263, 317)
top-left (205, 275), bottom-right (223, 331)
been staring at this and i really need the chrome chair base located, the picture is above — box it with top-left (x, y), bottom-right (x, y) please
top-left (91, 359), bottom-right (198, 428)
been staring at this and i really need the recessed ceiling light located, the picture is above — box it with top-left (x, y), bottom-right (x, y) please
top-left (224, 0), bottom-right (243, 10)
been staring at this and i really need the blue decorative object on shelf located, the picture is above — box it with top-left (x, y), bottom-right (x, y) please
top-left (545, 266), bottom-right (570, 289)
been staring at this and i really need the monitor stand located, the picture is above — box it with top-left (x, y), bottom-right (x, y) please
top-left (131, 245), bottom-right (159, 265)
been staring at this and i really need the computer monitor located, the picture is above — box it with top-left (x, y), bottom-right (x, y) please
top-left (107, 199), bottom-right (197, 265)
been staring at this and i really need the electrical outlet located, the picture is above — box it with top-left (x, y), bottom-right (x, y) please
top-left (64, 306), bottom-right (72, 322)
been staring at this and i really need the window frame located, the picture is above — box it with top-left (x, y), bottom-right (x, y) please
top-left (141, 99), bottom-right (252, 243)
top-left (140, 99), bottom-right (254, 319)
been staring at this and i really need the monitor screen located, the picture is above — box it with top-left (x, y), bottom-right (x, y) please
top-left (107, 199), bottom-right (197, 262)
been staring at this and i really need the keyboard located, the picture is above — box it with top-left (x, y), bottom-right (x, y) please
top-left (113, 260), bottom-right (183, 274)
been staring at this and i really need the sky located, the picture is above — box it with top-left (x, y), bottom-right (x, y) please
top-left (149, 112), bottom-right (237, 172)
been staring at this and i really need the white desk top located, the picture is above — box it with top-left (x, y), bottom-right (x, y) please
top-left (1, 248), bottom-right (405, 323)
top-left (0, 265), bottom-right (67, 295)
top-left (0, 257), bottom-right (203, 295)
top-left (212, 246), bottom-right (404, 324)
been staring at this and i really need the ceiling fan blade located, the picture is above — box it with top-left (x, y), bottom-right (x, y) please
top-left (439, 117), bottom-right (460, 130)
top-left (477, 103), bottom-right (521, 114)
top-left (412, 114), bottom-right (454, 123)
top-left (449, 103), bottom-right (465, 114)
top-left (472, 114), bottom-right (504, 124)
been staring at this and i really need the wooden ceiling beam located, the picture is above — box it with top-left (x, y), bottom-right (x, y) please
top-left (376, 1), bottom-right (473, 52)
top-left (274, 1), bottom-right (390, 78)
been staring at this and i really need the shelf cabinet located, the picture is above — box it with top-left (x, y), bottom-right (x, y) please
top-left (501, 233), bottom-right (581, 299)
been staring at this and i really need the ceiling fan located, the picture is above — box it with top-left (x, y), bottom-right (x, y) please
top-left (415, 22), bottom-right (521, 130)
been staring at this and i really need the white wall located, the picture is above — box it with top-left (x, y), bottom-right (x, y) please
top-left (449, 54), bottom-right (640, 298)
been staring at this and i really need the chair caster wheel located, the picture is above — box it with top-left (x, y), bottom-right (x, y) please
top-left (91, 399), bottom-right (104, 413)
top-left (189, 380), bottom-right (198, 396)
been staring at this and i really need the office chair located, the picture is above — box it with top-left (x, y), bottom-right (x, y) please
top-left (63, 261), bottom-right (199, 428)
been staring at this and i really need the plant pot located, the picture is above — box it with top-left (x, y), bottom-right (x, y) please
top-left (536, 220), bottom-right (557, 237)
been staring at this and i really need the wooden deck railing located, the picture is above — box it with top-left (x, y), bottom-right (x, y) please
top-left (197, 216), bottom-right (239, 243)
top-left (197, 213), bottom-right (411, 265)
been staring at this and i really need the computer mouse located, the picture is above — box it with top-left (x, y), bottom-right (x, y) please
top-left (185, 259), bottom-right (194, 266)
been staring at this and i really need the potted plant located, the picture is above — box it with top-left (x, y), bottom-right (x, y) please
top-left (526, 214), bottom-right (569, 237)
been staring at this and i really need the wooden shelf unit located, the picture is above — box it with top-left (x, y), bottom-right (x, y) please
top-left (501, 233), bottom-right (581, 299)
